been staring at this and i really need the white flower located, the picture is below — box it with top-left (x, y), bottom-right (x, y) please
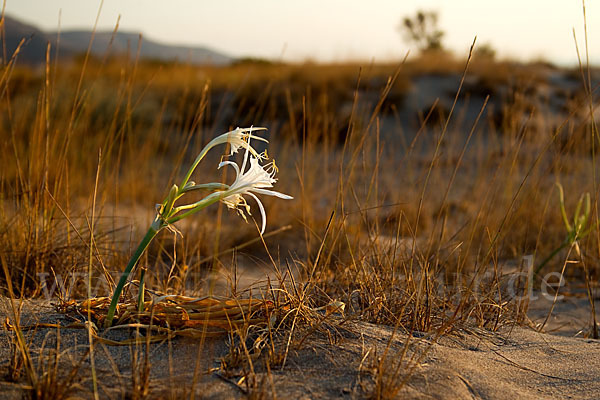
top-left (218, 150), bottom-right (292, 234)
top-left (213, 126), bottom-right (268, 160)
top-left (181, 126), bottom-right (268, 190)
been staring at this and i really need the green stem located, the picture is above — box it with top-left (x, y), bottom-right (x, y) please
top-left (167, 191), bottom-right (224, 224)
top-left (105, 225), bottom-right (160, 328)
top-left (180, 145), bottom-right (213, 189)
top-left (534, 240), bottom-right (570, 276)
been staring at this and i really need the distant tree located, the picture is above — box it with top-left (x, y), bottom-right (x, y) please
top-left (475, 43), bottom-right (496, 60)
top-left (399, 10), bottom-right (445, 52)
top-left (233, 57), bottom-right (279, 66)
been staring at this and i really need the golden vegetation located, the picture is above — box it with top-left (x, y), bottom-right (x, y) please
top-left (1, 37), bottom-right (599, 397)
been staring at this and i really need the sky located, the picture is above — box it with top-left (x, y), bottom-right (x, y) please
top-left (5, 0), bottom-right (600, 66)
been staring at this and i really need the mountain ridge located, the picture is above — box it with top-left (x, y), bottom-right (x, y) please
top-left (3, 14), bottom-right (232, 65)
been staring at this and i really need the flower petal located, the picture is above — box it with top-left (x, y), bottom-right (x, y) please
top-left (218, 160), bottom-right (240, 179)
top-left (248, 192), bottom-right (267, 234)
top-left (252, 188), bottom-right (294, 199)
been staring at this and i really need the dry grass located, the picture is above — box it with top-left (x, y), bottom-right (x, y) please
top-left (1, 15), bottom-right (599, 398)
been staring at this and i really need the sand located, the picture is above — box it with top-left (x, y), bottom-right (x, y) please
top-left (1, 293), bottom-right (599, 399)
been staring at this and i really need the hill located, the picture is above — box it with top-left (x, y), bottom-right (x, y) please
top-left (2, 14), bottom-right (232, 65)
top-left (3, 14), bottom-right (74, 63)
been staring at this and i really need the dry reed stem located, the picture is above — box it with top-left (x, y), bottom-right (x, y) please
top-left (3, 296), bottom-right (277, 345)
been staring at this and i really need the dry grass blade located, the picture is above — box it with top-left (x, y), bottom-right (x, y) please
top-left (46, 295), bottom-right (276, 344)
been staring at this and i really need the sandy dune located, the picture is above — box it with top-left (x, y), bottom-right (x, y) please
top-left (1, 295), bottom-right (599, 399)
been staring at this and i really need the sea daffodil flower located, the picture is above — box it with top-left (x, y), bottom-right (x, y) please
top-left (180, 126), bottom-right (268, 189)
top-left (219, 154), bottom-right (292, 234)
top-left (104, 126), bottom-right (289, 328)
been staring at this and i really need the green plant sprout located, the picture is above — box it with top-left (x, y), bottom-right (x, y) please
top-left (104, 127), bottom-right (292, 328)
top-left (534, 182), bottom-right (594, 276)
